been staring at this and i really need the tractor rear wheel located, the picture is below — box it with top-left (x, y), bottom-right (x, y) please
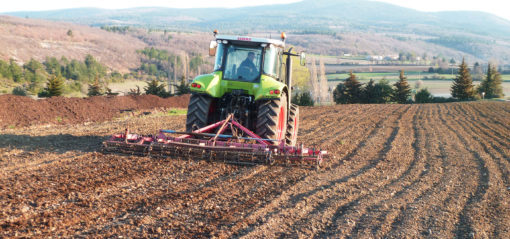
top-left (256, 94), bottom-right (288, 144)
top-left (286, 104), bottom-right (299, 146)
top-left (186, 93), bottom-right (212, 132)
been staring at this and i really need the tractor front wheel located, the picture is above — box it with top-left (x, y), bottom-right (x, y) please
top-left (256, 94), bottom-right (288, 145)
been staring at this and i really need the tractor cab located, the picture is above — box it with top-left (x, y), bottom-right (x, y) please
top-left (210, 35), bottom-right (286, 83)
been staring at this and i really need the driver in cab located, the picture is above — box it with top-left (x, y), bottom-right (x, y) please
top-left (239, 52), bottom-right (258, 75)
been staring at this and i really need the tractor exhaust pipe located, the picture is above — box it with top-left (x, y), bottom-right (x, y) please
top-left (286, 53), bottom-right (292, 107)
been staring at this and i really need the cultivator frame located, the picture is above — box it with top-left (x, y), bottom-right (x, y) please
top-left (102, 115), bottom-right (326, 168)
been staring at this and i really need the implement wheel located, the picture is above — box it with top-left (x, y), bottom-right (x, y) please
top-left (256, 94), bottom-right (288, 145)
top-left (186, 93), bottom-right (212, 132)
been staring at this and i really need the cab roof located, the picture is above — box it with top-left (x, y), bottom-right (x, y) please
top-left (216, 35), bottom-right (285, 48)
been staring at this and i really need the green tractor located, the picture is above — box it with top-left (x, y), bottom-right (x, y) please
top-left (186, 32), bottom-right (306, 146)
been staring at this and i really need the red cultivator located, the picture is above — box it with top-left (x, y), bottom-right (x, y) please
top-left (102, 115), bottom-right (326, 168)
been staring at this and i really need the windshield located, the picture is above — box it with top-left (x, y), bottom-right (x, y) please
top-left (223, 45), bottom-right (262, 82)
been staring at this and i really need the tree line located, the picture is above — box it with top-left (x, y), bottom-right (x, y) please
top-left (332, 70), bottom-right (413, 104)
top-left (295, 58), bottom-right (504, 106)
top-left (0, 55), bottom-right (123, 97)
top-left (2, 46), bottom-right (209, 97)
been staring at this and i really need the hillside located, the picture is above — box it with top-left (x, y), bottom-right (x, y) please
top-left (5, 0), bottom-right (510, 63)
top-left (0, 16), bottom-right (146, 72)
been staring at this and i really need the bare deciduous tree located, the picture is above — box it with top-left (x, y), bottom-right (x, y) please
top-left (309, 57), bottom-right (319, 103)
top-left (319, 57), bottom-right (329, 103)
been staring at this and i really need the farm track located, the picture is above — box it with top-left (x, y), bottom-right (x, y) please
top-left (0, 102), bottom-right (509, 238)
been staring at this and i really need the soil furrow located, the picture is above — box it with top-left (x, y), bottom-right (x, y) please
top-left (230, 105), bottom-right (409, 238)
top-left (344, 105), bottom-right (443, 238)
top-left (434, 104), bottom-right (492, 238)
top-left (448, 103), bottom-right (510, 238)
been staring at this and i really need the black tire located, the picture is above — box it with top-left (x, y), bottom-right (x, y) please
top-left (186, 93), bottom-right (212, 132)
top-left (286, 104), bottom-right (299, 146)
top-left (256, 94), bottom-right (288, 144)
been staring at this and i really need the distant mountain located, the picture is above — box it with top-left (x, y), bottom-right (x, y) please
top-left (7, 0), bottom-right (510, 37)
top-left (4, 0), bottom-right (510, 63)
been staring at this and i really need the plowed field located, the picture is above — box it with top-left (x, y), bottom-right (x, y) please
top-left (1, 102), bottom-right (509, 238)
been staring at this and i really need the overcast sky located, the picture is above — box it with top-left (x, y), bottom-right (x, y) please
top-left (1, 0), bottom-right (510, 21)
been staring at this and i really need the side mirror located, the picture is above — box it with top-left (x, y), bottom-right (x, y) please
top-left (209, 41), bottom-right (217, 56)
top-left (300, 52), bottom-right (306, 66)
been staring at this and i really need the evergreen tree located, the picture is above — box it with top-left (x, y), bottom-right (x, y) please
top-left (393, 70), bottom-right (411, 103)
top-left (41, 75), bottom-right (64, 97)
top-left (333, 83), bottom-right (346, 104)
top-left (374, 78), bottom-right (394, 103)
top-left (0, 60), bottom-right (11, 79)
top-left (144, 79), bottom-right (167, 97)
top-left (44, 57), bottom-right (62, 75)
top-left (478, 64), bottom-right (504, 99)
top-left (87, 77), bottom-right (103, 96)
top-left (334, 71), bottom-right (363, 104)
top-left (451, 58), bottom-right (476, 101)
top-left (9, 59), bottom-right (23, 83)
top-left (48, 75), bottom-right (65, 96)
top-left (415, 88), bottom-right (433, 103)
top-left (362, 79), bottom-right (377, 103)
top-left (175, 78), bottom-right (191, 95)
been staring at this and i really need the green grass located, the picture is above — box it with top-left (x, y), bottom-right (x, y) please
top-left (150, 109), bottom-right (188, 117)
top-left (327, 72), bottom-right (457, 81)
top-left (328, 72), bottom-right (510, 82)
top-left (166, 109), bottom-right (187, 116)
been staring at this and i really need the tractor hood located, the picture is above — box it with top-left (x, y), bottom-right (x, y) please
top-left (190, 71), bottom-right (286, 101)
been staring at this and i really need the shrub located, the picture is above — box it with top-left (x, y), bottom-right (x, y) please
top-left (292, 91), bottom-right (314, 106)
top-left (12, 86), bottom-right (27, 96)
top-left (144, 79), bottom-right (168, 97)
top-left (431, 97), bottom-right (457, 103)
top-left (87, 82), bottom-right (103, 96)
top-left (415, 88), bottom-right (433, 103)
top-left (175, 78), bottom-right (191, 95)
top-left (129, 86), bottom-right (141, 96)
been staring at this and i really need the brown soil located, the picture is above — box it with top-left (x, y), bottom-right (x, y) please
top-left (0, 94), bottom-right (190, 128)
top-left (0, 102), bottom-right (509, 238)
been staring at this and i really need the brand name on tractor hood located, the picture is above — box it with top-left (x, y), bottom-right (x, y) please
top-left (237, 37), bottom-right (251, 41)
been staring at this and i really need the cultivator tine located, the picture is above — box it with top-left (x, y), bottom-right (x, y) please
top-left (102, 141), bottom-right (149, 156)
